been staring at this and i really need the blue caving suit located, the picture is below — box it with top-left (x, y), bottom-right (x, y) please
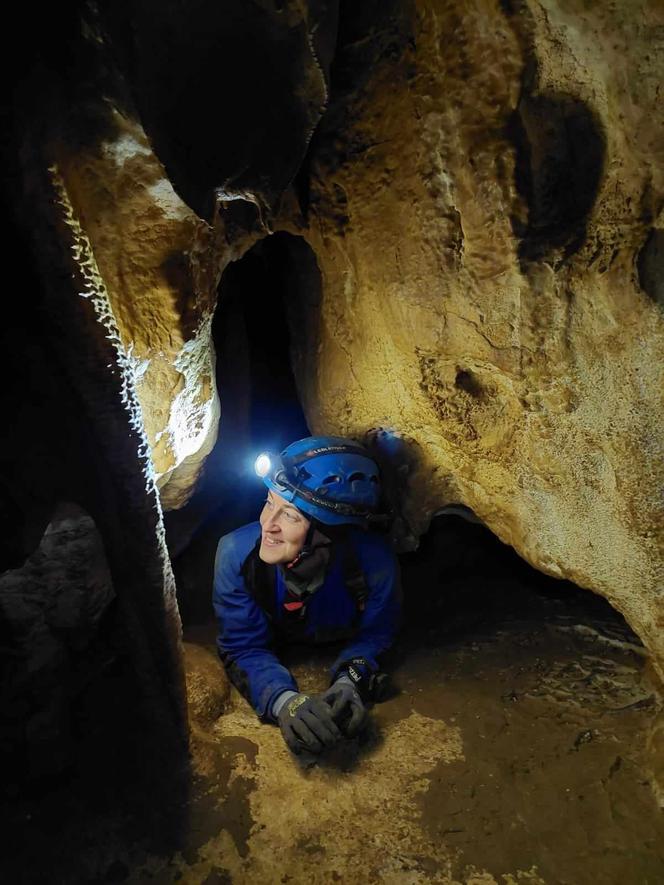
top-left (213, 521), bottom-right (401, 720)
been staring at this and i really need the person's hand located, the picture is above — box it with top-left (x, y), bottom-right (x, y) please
top-left (277, 693), bottom-right (342, 755)
top-left (321, 680), bottom-right (367, 737)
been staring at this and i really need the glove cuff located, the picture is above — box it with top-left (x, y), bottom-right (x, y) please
top-left (333, 657), bottom-right (376, 702)
top-left (271, 690), bottom-right (299, 719)
top-left (333, 674), bottom-right (355, 688)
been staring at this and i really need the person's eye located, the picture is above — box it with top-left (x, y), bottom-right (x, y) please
top-left (264, 498), bottom-right (273, 508)
top-left (285, 511), bottom-right (299, 522)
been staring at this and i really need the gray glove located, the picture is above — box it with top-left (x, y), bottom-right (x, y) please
top-left (277, 693), bottom-right (342, 755)
top-left (321, 680), bottom-right (367, 737)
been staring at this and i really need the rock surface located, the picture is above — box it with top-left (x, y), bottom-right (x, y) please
top-left (0, 503), bottom-right (115, 778)
top-left (183, 641), bottom-right (231, 727)
top-left (56, 1), bottom-right (663, 678)
top-left (280, 0), bottom-right (664, 678)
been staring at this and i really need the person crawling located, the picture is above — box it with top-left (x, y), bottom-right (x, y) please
top-left (213, 436), bottom-right (401, 756)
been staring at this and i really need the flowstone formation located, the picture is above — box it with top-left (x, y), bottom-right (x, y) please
top-left (280, 0), bottom-right (664, 678)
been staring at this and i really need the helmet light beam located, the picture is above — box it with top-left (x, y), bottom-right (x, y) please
top-left (254, 453), bottom-right (272, 478)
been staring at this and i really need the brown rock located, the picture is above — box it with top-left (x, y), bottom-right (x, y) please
top-left (280, 0), bottom-right (664, 678)
top-left (183, 642), bottom-right (230, 727)
top-left (20, 1), bottom-right (664, 680)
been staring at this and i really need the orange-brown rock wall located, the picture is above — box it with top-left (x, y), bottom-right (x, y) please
top-left (284, 0), bottom-right (664, 675)
top-left (53, 109), bottom-right (222, 508)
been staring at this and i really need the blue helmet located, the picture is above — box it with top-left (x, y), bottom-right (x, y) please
top-left (255, 436), bottom-right (381, 526)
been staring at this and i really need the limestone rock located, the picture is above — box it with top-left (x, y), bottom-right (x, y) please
top-left (183, 643), bottom-right (230, 727)
top-left (54, 107), bottom-right (221, 509)
top-left (280, 1), bottom-right (664, 676)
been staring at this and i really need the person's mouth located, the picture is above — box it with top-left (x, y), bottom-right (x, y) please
top-left (262, 537), bottom-right (283, 547)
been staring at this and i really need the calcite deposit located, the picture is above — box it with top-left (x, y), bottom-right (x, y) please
top-left (54, 108), bottom-right (221, 509)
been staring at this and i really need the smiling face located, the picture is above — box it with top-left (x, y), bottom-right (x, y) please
top-left (258, 489), bottom-right (311, 564)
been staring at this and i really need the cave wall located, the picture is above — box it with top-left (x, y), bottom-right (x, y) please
top-left (0, 0), bottom-right (341, 779)
top-left (49, 0), bottom-right (340, 508)
top-left (53, 106), bottom-right (222, 509)
top-left (1, 3), bottom-right (190, 779)
top-left (27, 0), bottom-right (661, 677)
top-left (0, 503), bottom-right (115, 778)
top-left (279, 0), bottom-right (664, 676)
top-left (4, 0), bottom-right (663, 790)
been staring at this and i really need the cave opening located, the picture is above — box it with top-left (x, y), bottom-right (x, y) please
top-left (166, 232), bottom-right (315, 626)
top-left (399, 511), bottom-right (633, 644)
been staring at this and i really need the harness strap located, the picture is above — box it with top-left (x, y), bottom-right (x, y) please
top-left (340, 541), bottom-right (369, 616)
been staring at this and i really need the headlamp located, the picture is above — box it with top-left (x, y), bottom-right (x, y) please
top-left (254, 453), bottom-right (272, 478)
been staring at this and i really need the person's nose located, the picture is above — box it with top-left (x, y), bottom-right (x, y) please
top-left (263, 512), bottom-right (281, 533)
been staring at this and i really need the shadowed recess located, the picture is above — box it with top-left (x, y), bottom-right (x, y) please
top-left (165, 233), bottom-right (317, 626)
top-left (510, 92), bottom-right (606, 262)
top-left (637, 228), bottom-right (664, 309)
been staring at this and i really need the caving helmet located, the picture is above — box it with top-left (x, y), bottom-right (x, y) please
top-left (254, 436), bottom-right (381, 526)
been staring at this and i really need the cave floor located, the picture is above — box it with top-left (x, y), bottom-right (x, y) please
top-left (6, 565), bottom-right (663, 885)
top-left (142, 575), bottom-right (664, 885)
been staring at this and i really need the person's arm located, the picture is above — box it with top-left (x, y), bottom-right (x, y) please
top-left (213, 533), bottom-right (297, 720)
top-left (329, 537), bottom-right (402, 697)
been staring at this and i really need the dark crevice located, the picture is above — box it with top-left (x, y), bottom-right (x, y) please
top-left (400, 513), bottom-right (639, 646)
top-left (166, 233), bottom-right (316, 625)
top-left (637, 228), bottom-right (664, 308)
top-left (508, 92), bottom-right (606, 263)
top-left (455, 369), bottom-right (484, 400)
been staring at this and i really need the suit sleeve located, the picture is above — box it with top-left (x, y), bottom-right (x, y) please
top-left (331, 538), bottom-right (402, 677)
top-left (213, 533), bottom-right (298, 720)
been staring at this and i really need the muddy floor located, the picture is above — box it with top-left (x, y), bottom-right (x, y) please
top-left (162, 614), bottom-right (662, 883)
top-left (140, 523), bottom-right (664, 885)
top-left (4, 520), bottom-right (664, 884)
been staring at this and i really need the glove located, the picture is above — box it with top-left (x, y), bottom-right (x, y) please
top-left (321, 679), bottom-right (367, 737)
top-left (277, 693), bottom-right (342, 755)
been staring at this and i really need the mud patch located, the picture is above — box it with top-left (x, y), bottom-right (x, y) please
top-left (167, 573), bottom-right (664, 885)
top-left (6, 531), bottom-right (662, 884)
top-left (411, 617), bottom-right (663, 884)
